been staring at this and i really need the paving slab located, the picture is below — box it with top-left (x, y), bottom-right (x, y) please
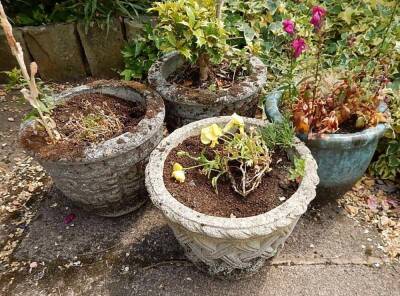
top-left (279, 199), bottom-right (386, 260)
top-left (6, 259), bottom-right (400, 296)
top-left (14, 189), bottom-right (387, 264)
top-left (106, 264), bottom-right (400, 296)
top-left (6, 186), bottom-right (398, 295)
top-left (13, 187), bottom-right (165, 262)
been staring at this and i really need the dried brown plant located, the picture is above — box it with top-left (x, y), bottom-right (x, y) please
top-left (0, 1), bottom-right (59, 142)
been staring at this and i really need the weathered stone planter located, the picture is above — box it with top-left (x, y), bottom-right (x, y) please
top-left (20, 81), bottom-right (165, 217)
top-left (265, 89), bottom-right (389, 197)
top-left (145, 117), bottom-right (319, 277)
top-left (148, 52), bottom-right (267, 130)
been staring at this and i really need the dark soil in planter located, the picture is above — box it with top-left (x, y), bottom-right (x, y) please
top-left (20, 93), bottom-right (146, 160)
top-left (167, 61), bottom-right (249, 91)
top-left (336, 116), bottom-right (362, 134)
top-left (163, 136), bottom-right (298, 218)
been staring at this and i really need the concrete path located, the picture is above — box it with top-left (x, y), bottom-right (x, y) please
top-left (1, 187), bottom-right (398, 296)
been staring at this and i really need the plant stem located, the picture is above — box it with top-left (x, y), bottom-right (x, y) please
top-left (198, 53), bottom-right (210, 81)
top-left (313, 32), bottom-right (324, 100)
top-left (216, 0), bottom-right (225, 19)
top-left (288, 50), bottom-right (294, 102)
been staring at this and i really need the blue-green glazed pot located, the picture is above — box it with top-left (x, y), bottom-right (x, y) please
top-left (264, 89), bottom-right (390, 196)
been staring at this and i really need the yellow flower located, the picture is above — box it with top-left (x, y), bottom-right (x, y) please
top-left (278, 3), bottom-right (287, 14)
top-left (172, 162), bottom-right (185, 183)
top-left (201, 124), bottom-right (223, 148)
top-left (223, 113), bottom-right (245, 134)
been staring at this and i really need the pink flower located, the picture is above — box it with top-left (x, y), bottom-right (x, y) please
top-left (310, 6), bottom-right (326, 29)
top-left (292, 38), bottom-right (306, 58)
top-left (282, 19), bottom-right (295, 35)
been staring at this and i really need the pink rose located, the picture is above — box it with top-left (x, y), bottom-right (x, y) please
top-left (310, 6), bottom-right (326, 30)
top-left (282, 19), bottom-right (295, 35)
top-left (292, 38), bottom-right (306, 58)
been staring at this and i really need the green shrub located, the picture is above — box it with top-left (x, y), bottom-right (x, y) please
top-left (120, 24), bottom-right (160, 80)
top-left (224, 1), bottom-right (400, 92)
top-left (371, 85), bottom-right (400, 181)
top-left (371, 140), bottom-right (400, 180)
top-left (150, 0), bottom-right (228, 81)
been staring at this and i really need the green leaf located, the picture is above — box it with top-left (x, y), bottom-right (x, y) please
top-left (179, 47), bottom-right (192, 60)
top-left (242, 23), bottom-right (256, 44)
top-left (395, 41), bottom-right (400, 53)
top-left (269, 21), bottom-right (283, 35)
top-left (166, 32), bottom-right (177, 46)
top-left (185, 6), bottom-right (195, 28)
top-left (339, 7), bottom-right (355, 25)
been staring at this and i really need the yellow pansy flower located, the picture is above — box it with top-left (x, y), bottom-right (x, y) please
top-left (201, 123), bottom-right (223, 148)
top-left (172, 162), bottom-right (185, 183)
top-left (223, 113), bottom-right (245, 134)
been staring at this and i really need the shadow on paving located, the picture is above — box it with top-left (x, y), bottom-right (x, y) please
top-left (14, 186), bottom-right (150, 262)
top-left (7, 189), bottom-right (395, 295)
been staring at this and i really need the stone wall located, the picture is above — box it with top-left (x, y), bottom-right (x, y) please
top-left (0, 17), bottom-right (146, 83)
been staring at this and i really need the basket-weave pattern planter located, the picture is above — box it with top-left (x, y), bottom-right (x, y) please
top-left (145, 117), bottom-right (319, 277)
top-left (20, 81), bottom-right (165, 217)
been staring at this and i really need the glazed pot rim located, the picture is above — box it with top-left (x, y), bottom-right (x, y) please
top-left (147, 51), bottom-right (267, 106)
top-left (19, 80), bottom-right (165, 164)
top-left (264, 88), bottom-right (390, 147)
top-left (145, 116), bottom-right (319, 240)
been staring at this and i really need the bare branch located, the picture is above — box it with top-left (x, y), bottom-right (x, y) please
top-left (0, 1), bottom-right (58, 142)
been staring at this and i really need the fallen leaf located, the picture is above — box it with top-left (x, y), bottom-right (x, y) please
top-left (367, 196), bottom-right (378, 212)
top-left (64, 213), bottom-right (76, 224)
top-left (345, 205), bottom-right (358, 216)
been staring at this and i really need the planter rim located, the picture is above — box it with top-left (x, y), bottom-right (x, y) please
top-left (145, 116), bottom-right (319, 240)
top-left (20, 80), bottom-right (165, 164)
top-left (147, 51), bottom-right (267, 106)
top-left (264, 88), bottom-right (390, 148)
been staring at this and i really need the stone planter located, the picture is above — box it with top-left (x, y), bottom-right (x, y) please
top-left (22, 22), bottom-right (87, 81)
top-left (145, 117), bottom-right (319, 277)
top-left (264, 89), bottom-right (390, 197)
top-left (20, 81), bottom-right (165, 217)
top-left (148, 52), bottom-right (267, 130)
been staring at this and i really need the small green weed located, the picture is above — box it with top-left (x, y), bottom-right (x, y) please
top-left (289, 156), bottom-right (306, 183)
top-left (260, 118), bottom-right (295, 150)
